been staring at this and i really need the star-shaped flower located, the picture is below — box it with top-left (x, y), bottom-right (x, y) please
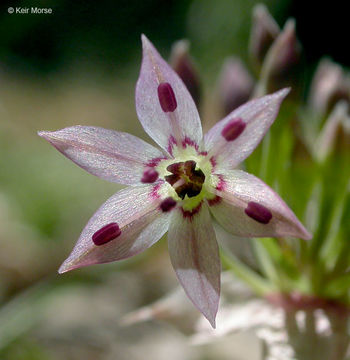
top-left (38, 35), bottom-right (311, 328)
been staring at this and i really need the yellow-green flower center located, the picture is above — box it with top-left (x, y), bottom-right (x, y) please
top-left (156, 146), bottom-right (219, 212)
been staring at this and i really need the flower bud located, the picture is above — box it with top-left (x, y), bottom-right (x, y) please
top-left (170, 40), bottom-right (201, 108)
top-left (249, 4), bottom-right (280, 71)
top-left (309, 59), bottom-right (350, 117)
top-left (217, 57), bottom-right (254, 116)
top-left (259, 19), bottom-right (301, 95)
top-left (314, 100), bottom-right (350, 162)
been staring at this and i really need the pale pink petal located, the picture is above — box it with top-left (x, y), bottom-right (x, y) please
top-left (38, 126), bottom-right (165, 185)
top-left (204, 88), bottom-right (289, 169)
top-left (167, 204), bottom-right (220, 328)
top-left (209, 170), bottom-right (311, 240)
top-left (59, 185), bottom-right (171, 273)
top-left (136, 35), bottom-right (202, 154)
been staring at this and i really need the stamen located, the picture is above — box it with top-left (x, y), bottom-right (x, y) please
top-left (158, 82), bottom-right (177, 112)
top-left (160, 197), bottom-right (177, 212)
top-left (141, 168), bottom-right (159, 183)
top-left (221, 118), bottom-right (246, 141)
top-left (177, 185), bottom-right (189, 200)
top-left (92, 222), bottom-right (121, 246)
top-left (184, 160), bottom-right (196, 175)
top-left (185, 160), bottom-right (205, 183)
top-left (172, 177), bottom-right (186, 189)
top-left (186, 184), bottom-right (203, 198)
top-left (245, 201), bottom-right (272, 224)
top-left (165, 160), bottom-right (205, 199)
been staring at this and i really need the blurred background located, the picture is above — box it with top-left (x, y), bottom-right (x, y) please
top-left (0, 0), bottom-right (348, 359)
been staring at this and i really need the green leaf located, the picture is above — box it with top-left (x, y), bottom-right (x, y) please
top-left (324, 272), bottom-right (350, 298)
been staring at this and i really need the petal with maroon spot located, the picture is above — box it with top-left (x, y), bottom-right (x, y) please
top-left (59, 185), bottom-right (171, 273)
top-left (208, 169), bottom-right (312, 239)
top-left (204, 88), bottom-right (290, 170)
top-left (136, 35), bottom-right (202, 153)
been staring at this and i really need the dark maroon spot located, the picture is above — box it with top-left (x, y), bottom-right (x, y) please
top-left (160, 197), bottom-right (177, 212)
top-left (92, 222), bottom-right (121, 246)
top-left (141, 168), bottom-right (159, 183)
top-left (158, 82), bottom-right (177, 112)
top-left (245, 201), bottom-right (272, 224)
top-left (221, 118), bottom-right (246, 141)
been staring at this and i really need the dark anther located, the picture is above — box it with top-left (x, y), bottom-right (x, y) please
top-left (164, 174), bottom-right (179, 186)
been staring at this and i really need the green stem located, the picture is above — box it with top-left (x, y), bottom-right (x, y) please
top-left (220, 250), bottom-right (274, 296)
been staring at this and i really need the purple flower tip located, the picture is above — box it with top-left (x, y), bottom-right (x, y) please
top-left (160, 197), bottom-right (177, 212)
top-left (221, 118), bottom-right (246, 141)
top-left (158, 82), bottom-right (177, 112)
top-left (245, 201), bottom-right (272, 224)
top-left (141, 168), bottom-right (159, 183)
top-left (92, 222), bottom-right (121, 246)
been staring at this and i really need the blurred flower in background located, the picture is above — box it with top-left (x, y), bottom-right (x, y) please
top-left (0, 0), bottom-right (349, 359)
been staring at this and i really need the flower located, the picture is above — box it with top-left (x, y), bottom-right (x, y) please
top-left (249, 4), bottom-right (280, 70)
top-left (38, 35), bottom-right (311, 328)
top-left (170, 39), bottom-right (201, 109)
top-left (217, 57), bottom-right (254, 116)
top-left (258, 19), bottom-right (301, 95)
top-left (309, 58), bottom-right (350, 117)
